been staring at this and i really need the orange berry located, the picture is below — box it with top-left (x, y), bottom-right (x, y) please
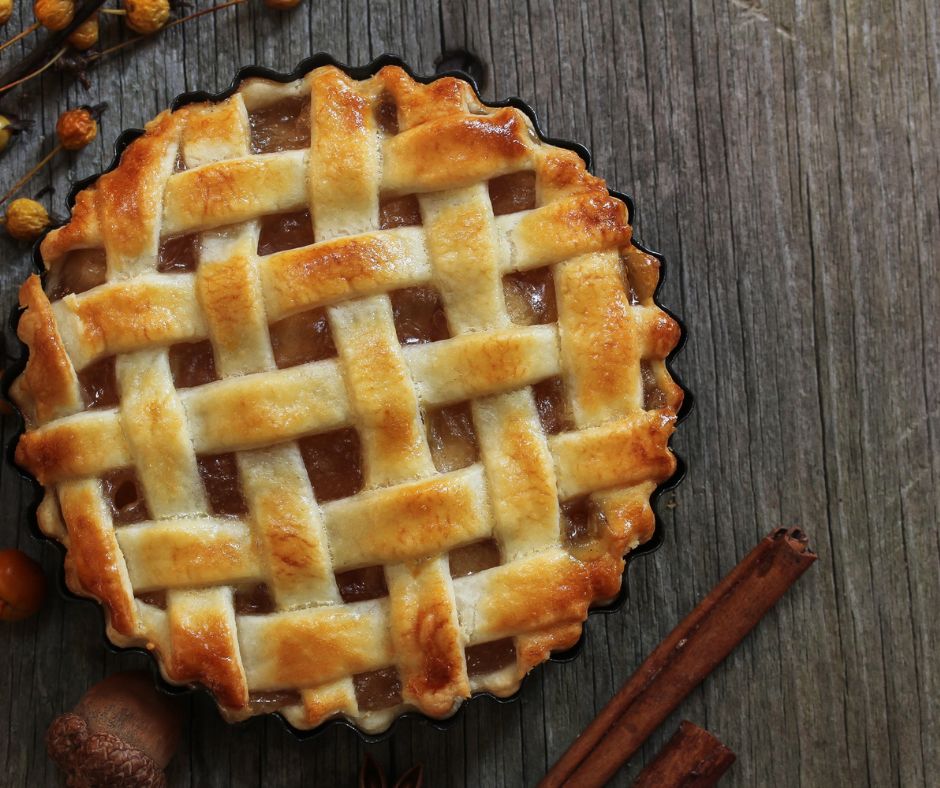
top-left (67, 13), bottom-right (99, 50)
top-left (123, 0), bottom-right (169, 34)
top-left (5, 198), bottom-right (50, 241)
top-left (265, 0), bottom-right (302, 8)
top-left (56, 107), bottom-right (98, 150)
top-left (34, 0), bottom-right (74, 31)
top-left (0, 0), bottom-right (13, 26)
top-left (0, 549), bottom-right (47, 621)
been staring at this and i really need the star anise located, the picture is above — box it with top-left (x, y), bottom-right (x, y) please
top-left (359, 753), bottom-right (425, 788)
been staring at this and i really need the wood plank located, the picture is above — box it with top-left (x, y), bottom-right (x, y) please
top-left (0, 1), bottom-right (936, 785)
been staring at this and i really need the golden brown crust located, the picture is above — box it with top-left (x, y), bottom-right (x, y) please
top-left (12, 276), bottom-right (81, 426)
top-left (13, 64), bottom-right (684, 734)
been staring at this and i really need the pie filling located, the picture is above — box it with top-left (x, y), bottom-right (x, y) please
top-left (532, 376), bottom-right (574, 434)
top-left (353, 667), bottom-right (403, 712)
top-left (169, 340), bottom-right (218, 389)
top-left (196, 453), bottom-right (249, 517)
top-left (258, 210), bottom-right (315, 256)
top-left (233, 582), bottom-right (276, 615)
top-left (78, 356), bottom-right (119, 409)
top-left (248, 96), bottom-right (311, 154)
top-left (297, 428), bottom-right (363, 502)
top-left (46, 248), bottom-right (107, 301)
top-left (448, 538), bottom-right (501, 578)
top-left (248, 690), bottom-right (303, 712)
top-left (158, 233), bottom-right (200, 273)
top-left (488, 171), bottom-right (536, 216)
top-left (390, 286), bottom-right (450, 344)
top-left (269, 307), bottom-right (337, 369)
top-left (465, 638), bottom-right (517, 676)
top-left (135, 590), bottom-right (168, 609)
top-left (101, 468), bottom-right (150, 525)
top-left (503, 267), bottom-right (557, 325)
top-left (379, 194), bottom-right (422, 229)
top-left (561, 497), bottom-right (607, 546)
top-left (335, 565), bottom-right (388, 603)
top-left (425, 402), bottom-right (479, 473)
top-left (641, 360), bottom-right (666, 410)
top-left (373, 91), bottom-right (399, 136)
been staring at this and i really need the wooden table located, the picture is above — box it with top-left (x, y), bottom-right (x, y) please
top-left (1, 1), bottom-right (935, 785)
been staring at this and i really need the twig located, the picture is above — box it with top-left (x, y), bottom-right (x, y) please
top-left (0, 47), bottom-right (67, 95)
top-left (0, 144), bottom-right (63, 206)
top-left (90, 0), bottom-right (246, 62)
top-left (0, 0), bottom-right (106, 99)
top-left (0, 22), bottom-right (41, 55)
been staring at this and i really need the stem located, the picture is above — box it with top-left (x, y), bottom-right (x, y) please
top-left (0, 22), bottom-right (41, 55)
top-left (0, 1), bottom-right (107, 93)
top-left (0, 47), bottom-right (67, 95)
top-left (0, 144), bottom-right (63, 206)
top-left (91, 0), bottom-right (247, 62)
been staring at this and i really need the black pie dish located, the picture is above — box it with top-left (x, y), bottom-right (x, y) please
top-left (2, 53), bottom-right (692, 744)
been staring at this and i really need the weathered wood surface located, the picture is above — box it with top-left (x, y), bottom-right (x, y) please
top-left (0, 1), bottom-right (936, 785)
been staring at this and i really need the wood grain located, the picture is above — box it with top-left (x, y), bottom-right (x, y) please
top-left (0, 1), bottom-right (936, 785)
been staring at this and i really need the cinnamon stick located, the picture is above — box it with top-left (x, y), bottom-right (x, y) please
top-left (631, 721), bottom-right (735, 787)
top-left (540, 528), bottom-right (816, 788)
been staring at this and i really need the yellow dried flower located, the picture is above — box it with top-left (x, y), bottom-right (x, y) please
top-left (56, 107), bottom-right (98, 151)
top-left (123, 0), bottom-right (169, 35)
top-left (0, 0), bottom-right (14, 26)
top-left (34, 0), bottom-right (74, 31)
top-left (265, 0), bottom-right (302, 8)
top-left (67, 13), bottom-right (98, 50)
top-left (0, 115), bottom-right (12, 153)
top-left (5, 199), bottom-right (50, 241)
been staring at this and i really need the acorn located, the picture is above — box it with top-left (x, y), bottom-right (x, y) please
top-left (123, 0), bottom-right (169, 35)
top-left (46, 672), bottom-right (184, 788)
top-left (34, 0), bottom-right (74, 31)
top-left (4, 197), bottom-right (50, 241)
top-left (0, 548), bottom-right (46, 621)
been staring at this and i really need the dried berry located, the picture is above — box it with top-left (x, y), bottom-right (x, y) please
top-left (56, 106), bottom-right (97, 150)
top-left (67, 12), bottom-right (98, 50)
top-left (4, 197), bottom-right (50, 240)
top-left (123, 0), bottom-right (169, 34)
top-left (0, 115), bottom-right (13, 152)
top-left (0, 548), bottom-right (47, 621)
top-left (34, 0), bottom-right (74, 31)
top-left (265, 0), bottom-right (302, 8)
top-left (0, 0), bottom-right (13, 26)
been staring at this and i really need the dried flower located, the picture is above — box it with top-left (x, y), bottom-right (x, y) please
top-left (34, 0), bottom-right (74, 31)
top-left (4, 197), bottom-right (49, 241)
top-left (265, 0), bottom-right (302, 8)
top-left (56, 106), bottom-right (97, 149)
top-left (0, 114), bottom-right (13, 152)
top-left (67, 12), bottom-right (98, 50)
top-left (123, 0), bottom-right (169, 34)
top-left (0, 0), bottom-right (13, 26)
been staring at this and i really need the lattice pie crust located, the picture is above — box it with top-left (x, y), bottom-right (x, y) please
top-left (11, 64), bottom-right (683, 733)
